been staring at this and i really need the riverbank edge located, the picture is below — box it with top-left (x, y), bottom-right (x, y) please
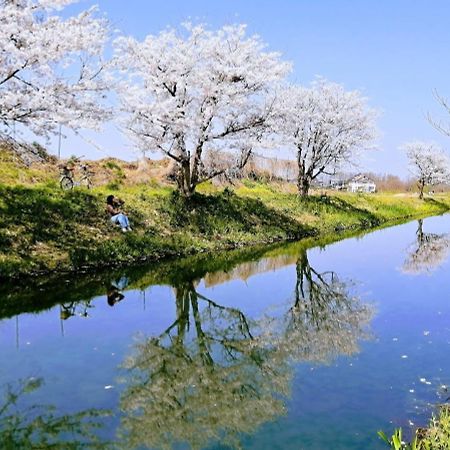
top-left (3, 205), bottom-right (448, 283)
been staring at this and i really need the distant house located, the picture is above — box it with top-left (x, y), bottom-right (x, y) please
top-left (347, 174), bottom-right (376, 193)
top-left (328, 179), bottom-right (347, 191)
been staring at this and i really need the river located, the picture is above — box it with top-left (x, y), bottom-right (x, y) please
top-left (1, 214), bottom-right (450, 449)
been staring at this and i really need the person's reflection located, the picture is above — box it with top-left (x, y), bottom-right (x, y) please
top-left (106, 276), bottom-right (129, 307)
top-left (106, 287), bottom-right (125, 307)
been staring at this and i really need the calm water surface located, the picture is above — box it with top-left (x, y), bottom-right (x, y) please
top-left (2, 215), bottom-right (450, 449)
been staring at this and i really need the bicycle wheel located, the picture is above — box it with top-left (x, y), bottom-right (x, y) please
top-left (60, 176), bottom-right (74, 190)
top-left (81, 176), bottom-right (93, 189)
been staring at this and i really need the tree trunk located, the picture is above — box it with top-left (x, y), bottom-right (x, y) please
top-left (191, 291), bottom-right (214, 366)
top-left (174, 284), bottom-right (190, 347)
top-left (416, 219), bottom-right (424, 244)
top-left (418, 179), bottom-right (425, 199)
top-left (298, 175), bottom-right (310, 197)
top-left (297, 150), bottom-right (310, 197)
top-left (176, 159), bottom-right (196, 198)
top-left (172, 136), bottom-right (197, 198)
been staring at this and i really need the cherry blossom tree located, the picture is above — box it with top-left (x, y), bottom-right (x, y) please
top-left (0, 0), bottom-right (110, 140)
top-left (402, 141), bottom-right (450, 199)
top-left (272, 79), bottom-right (377, 196)
top-left (114, 24), bottom-right (290, 197)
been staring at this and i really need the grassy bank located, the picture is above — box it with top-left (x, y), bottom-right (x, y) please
top-left (2, 150), bottom-right (450, 279)
top-left (380, 405), bottom-right (450, 449)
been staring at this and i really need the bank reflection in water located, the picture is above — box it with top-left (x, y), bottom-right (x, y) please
top-left (58, 276), bottom-right (130, 336)
top-left (117, 247), bottom-right (373, 449)
top-left (0, 378), bottom-right (110, 449)
top-left (402, 219), bottom-right (450, 275)
top-left (0, 242), bottom-right (374, 448)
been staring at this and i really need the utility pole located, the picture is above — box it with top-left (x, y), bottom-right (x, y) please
top-left (16, 316), bottom-right (19, 349)
top-left (58, 124), bottom-right (62, 159)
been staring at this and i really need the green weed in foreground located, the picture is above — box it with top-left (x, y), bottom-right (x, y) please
top-left (379, 405), bottom-right (450, 449)
top-left (378, 429), bottom-right (419, 450)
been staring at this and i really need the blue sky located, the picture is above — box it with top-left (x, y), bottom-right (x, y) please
top-left (58, 0), bottom-right (450, 177)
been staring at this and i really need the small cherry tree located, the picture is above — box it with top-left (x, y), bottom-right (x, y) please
top-left (0, 0), bottom-right (110, 140)
top-left (403, 141), bottom-right (450, 199)
top-left (273, 79), bottom-right (377, 196)
top-left (114, 24), bottom-right (290, 197)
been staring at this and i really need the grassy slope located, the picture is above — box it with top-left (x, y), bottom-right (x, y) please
top-left (1, 150), bottom-right (450, 279)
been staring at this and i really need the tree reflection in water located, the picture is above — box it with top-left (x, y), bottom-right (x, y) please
top-left (402, 219), bottom-right (450, 275)
top-left (0, 378), bottom-right (110, 449)
top-left (269, 250), bottom-right (373, 363)
top-left (118, 248), bottom-right (373, 449)
top-left (119, 279), bottom-right (291, 449)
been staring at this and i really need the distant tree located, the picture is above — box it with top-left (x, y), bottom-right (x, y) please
top-left (272, 79), bottom-right (377, 196)
top-left (428, 90), bottom-right (450, 138)
top-left (402, 141), bottom-right (450, 199)
top-left (0, 0), bottom-right (110, 140)
top-left (368, 173), bottom-right (407, 192)
top-left (358, 172), bottom-right (419, 193)
top-left (114, 24), bottom-right (290, 197)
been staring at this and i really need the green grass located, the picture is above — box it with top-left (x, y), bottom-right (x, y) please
top-left (1, 173), bottom-right (450, 279)
top-left (379, 405), bottom-right (450, 449)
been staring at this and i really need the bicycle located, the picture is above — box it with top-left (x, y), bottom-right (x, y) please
top-left (60, 300), bottom-right (94, 320)
top-left (59, 157), bottom-right (94, 190)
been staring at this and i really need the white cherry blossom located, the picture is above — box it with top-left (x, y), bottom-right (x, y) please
top-left (114, 23), bottom-right (290, 196)
top-left (0, 0), bottom-right (111, 139)
top-left (402, 141), bottom-right (450, 199)
top-left (272, 79), bottom-right (377, 196)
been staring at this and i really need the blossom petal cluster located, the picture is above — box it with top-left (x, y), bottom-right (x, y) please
top-left (403, 141), bottom-right (450, 187)
top-left (113, 24), bottom-right (291, 195)
top-left (271, 79), bottom-right (378, 194)
top-left (0, 0), bottom-right (111, 137)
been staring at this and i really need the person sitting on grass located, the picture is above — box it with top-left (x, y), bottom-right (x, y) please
top-left (106, 195), bottom-right (132, 232)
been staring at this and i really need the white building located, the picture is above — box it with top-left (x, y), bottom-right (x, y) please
top-left (347, 174), bottom-right (376, 193)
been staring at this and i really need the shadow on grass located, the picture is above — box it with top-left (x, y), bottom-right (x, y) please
top-left (0, 185), bottom-right (104, 251)
top-left (2, 186), bottom-right (419, 280)
top-left (163, 190), bottom-right (315, 239)
top-left (423, 197), bottom-right (450, 212)
top-left (298, 195), bottom-right (382, 227)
